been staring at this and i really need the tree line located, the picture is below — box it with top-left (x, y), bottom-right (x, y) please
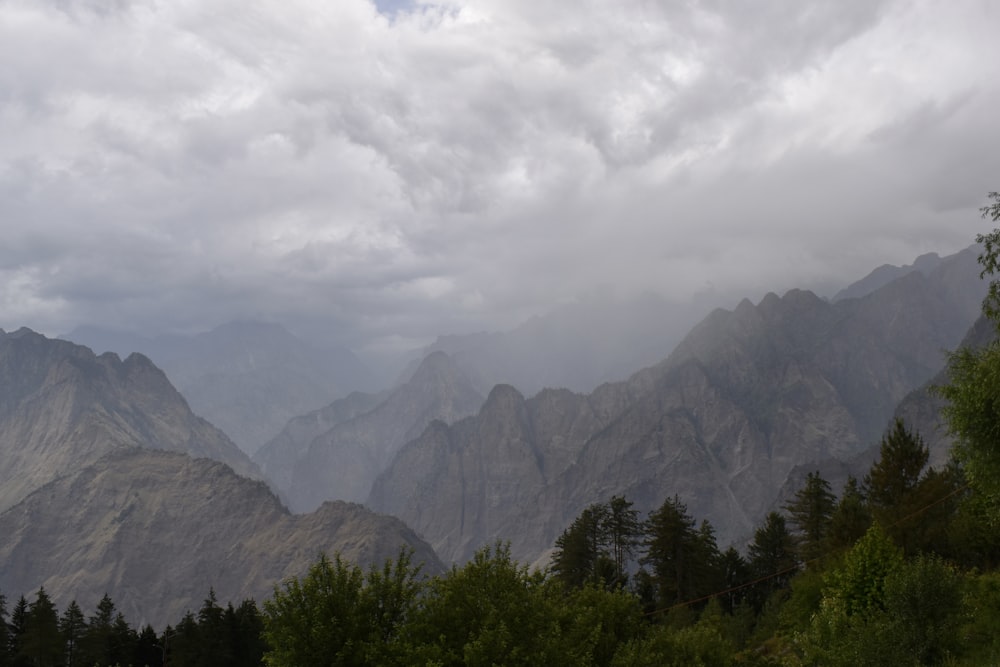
top-left (5, 416), bottom-right (999, 666)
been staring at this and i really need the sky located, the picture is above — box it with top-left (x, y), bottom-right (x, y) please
top-left (2, 0), bottom-right (999, 357)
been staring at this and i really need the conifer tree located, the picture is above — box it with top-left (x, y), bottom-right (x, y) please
top-left (606, 495), bottom-right (642, 586)
top-left (9, 596), bottom-right (29, 667)
top-left (0, 592), bottom-right (10, 666)
top-left (642, 495), bottom-right (701, 606)
top-left (551, 503), bottom-right (610, 588)
top-left (21, 588), bottom-right (61, 667)
top-left (58, 600), bottom-right (86, 667)
top-left (746, 512), bottom-right (798, 609)
top-left (785, 471), bottom-right (836, 565)
top-left (827, 476), bottom-right (871, 552)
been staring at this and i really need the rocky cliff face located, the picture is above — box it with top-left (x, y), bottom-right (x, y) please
top-left (0, 449), bottom-right (442, 630)
top-left (369, 247), bottom-right (987, 564)
top-left (63, 321), bottom-right (376, 455)
top-left (0, 328), bottom-right (259, 513)
top-left (257, 351), bottom-right (485, 511)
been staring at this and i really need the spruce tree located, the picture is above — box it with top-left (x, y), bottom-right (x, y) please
top-left (21, 588), bottom-right (61, 667)
top-left (58, 600), bottom-right (87, 667)
top-left (746, 512), bottom-right (798, 611)
top-left (551, 503), bottom-right (610, 588)
top-left (785, 471), bottom-right (836, 565)
top-left (827, 476), bottom-right (871, 552)
top-left (642, 495), bottom-right (700, 606)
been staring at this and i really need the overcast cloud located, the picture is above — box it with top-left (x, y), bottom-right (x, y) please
top-left (2, 0), bottom-right (999, 355)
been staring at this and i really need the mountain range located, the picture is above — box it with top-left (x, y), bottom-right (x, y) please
top-left (368, 246), bottom-right (986, 564)
top-left (2, 242), bottom-right (989, 628)
top-left (0, 330), bottom-right (441, 627)
top-left (62, 321), bottom-right (375, 456)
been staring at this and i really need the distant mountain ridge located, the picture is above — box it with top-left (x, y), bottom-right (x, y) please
top-left (255, 350), bottom-right (485, 511)
top-left (399, 293), bottom-right (718, 396)
top-left (368, 246), bottom-right (987, 564)
top-left (62, 321), bottom-right (376, 455)
top-left (832, 250), bottom-right (947, 301)
top-left (0, 327), bottom-right (259, 513)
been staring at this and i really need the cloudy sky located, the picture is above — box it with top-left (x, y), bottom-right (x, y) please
top-left (2, 0), bottom-right (999, 355)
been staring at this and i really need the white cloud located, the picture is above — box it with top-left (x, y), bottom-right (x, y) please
top-left (1, 0), bottom-right (999, 350)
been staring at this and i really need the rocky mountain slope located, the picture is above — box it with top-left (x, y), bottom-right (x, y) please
top-left (0, 328), bottom-right (259, 513)
top-left (369, 247), bottom-right (987, 564)
top-left (256, 350), bottom-right (485, 511)
top-left (0, 448), bottom-right (443, 630)
top-left (63, 321), bottom-right (375, 455)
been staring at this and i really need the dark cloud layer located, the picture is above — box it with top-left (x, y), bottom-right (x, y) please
top-left (2, 0), bottom-right (999, 357)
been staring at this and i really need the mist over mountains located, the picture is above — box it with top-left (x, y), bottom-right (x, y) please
top-left (62, 321), bottom-right (376, 456)
top-left (369, 246), bottom-right (985, 563)
top-left (0, 242), bottom-right (989, 628)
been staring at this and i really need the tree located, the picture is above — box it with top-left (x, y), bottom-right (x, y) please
top-left (551, 503), bottom-right (611, 589)
top-left (20, 588), bottom-right (61, 667)
top-left (785, 471), bottom-right (836, 565)
top-left (827, 476), bottom-right (871, 552)
top-left (606, 495), bottom-right (642, 586)
top-left (863, 419), bottom-right (934, 552)
top-left (8, 596), bottom-right (29, 667)
top-left (400, 542), bottom-right (568, 666)
top-left (642, 496), bottom-right (712, 607)
top-left (59, 600), bottom-right (87, 667)
top-left (937, 190), bottom-right (1000, 513)
top-left (263, 549), bottom-right (420, 667)
top-left (746, 512), bottom-right (798, 609)
top-left (195, 588), bottom-right (228, 667)
top-left (0, 592), bottom-right (11, 667)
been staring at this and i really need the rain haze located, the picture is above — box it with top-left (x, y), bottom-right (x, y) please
top-left (3, 0), bottom-right (1000, 362)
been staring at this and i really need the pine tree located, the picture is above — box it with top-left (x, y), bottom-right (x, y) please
top-left (0, 592), bottom-right (10, 667)
top-left (59, 600), bottom-right (87, 667)
top-left (746, 512), bottom-right (798, 609)
top-left (827, 476), bottom-right (871, 552)
top-left (864, 419), bottom-right (938, 553)
top-left (21, 588), bottom-right (61, 667)
top-left (9, 595), bottom-right (29, 667)
top-left (195, 588), bottom-right (228, 667)
top-left (785, 471), bottom-right (836, 565)
top-left (79, 593), bottom-right (116, 667)
top-left (551, 503), bottom-right (610, 588)
top-left (606, 495), bottom-right (642, 587)
top-left (642, 495), bottom-right (701, 606)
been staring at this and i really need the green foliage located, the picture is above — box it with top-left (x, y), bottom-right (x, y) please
top-left (936, 191), bottom-right (1000, 516)
top-left (557, 583), bottom-right (644, 667)
top-left (401, 542), bottom-right (569, 666)
top-left (746, 512), bottom-right (798, 610)
top-left (961, 570), bottom-right (1000, 664)
top-left (643, 496), bottom-right (720, 608)
top-left (862, 418), bottom-right (956, 554)
top-left (610, 612), bottom-right (734, 667)
top-left (823, 523), bottom-right (903, 617)
top-left (263, 548), bottom-right (419, 667)
top-left (938, 341), bottom-right (1000, 513)
top-left (826, 476), bottom-right (871, 552)
top-left (552, 503), bottom-right (612, 589)
top-left (972, 190), bottom-right (1000, 321)
top-left (801, 553), bottom-right (964, 666)
top-left (552, 496), bottom-right (642, 590)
